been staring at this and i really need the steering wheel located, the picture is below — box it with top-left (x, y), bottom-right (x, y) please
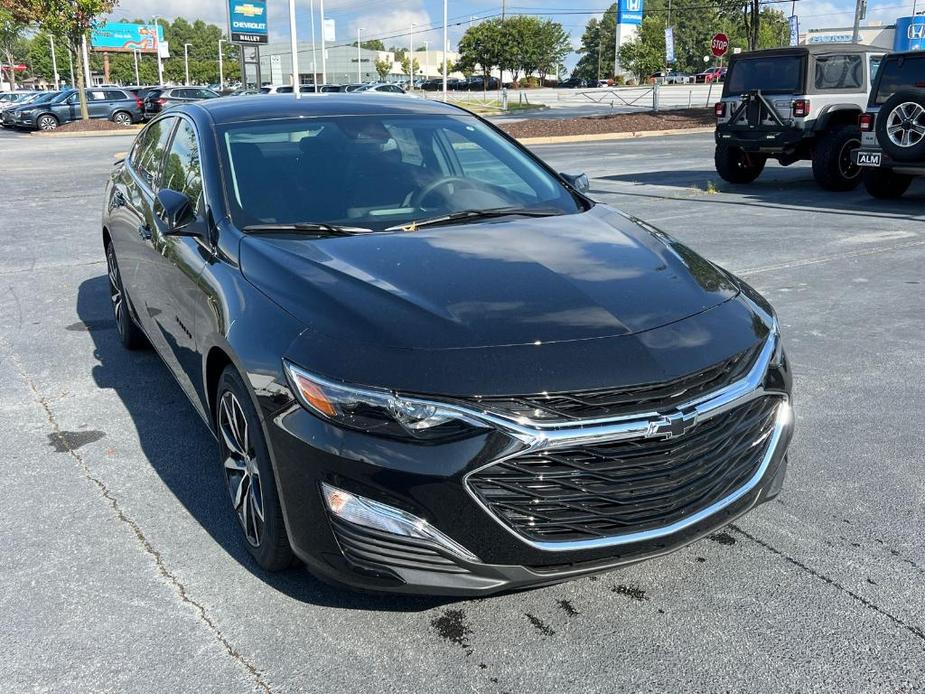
top-left (411, 176), bottom-right (479, 209)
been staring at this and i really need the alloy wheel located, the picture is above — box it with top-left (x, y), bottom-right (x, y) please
top-left (886, 102), bottom-right (925, 148)
top-left (38, 115), bottom-right (57, 131)
top-left (219, 391), bottom-right (265, 547)
top-left (106, 244), bottom-right (124, 336)
top-left (113, 112), bottom-right (132, 126)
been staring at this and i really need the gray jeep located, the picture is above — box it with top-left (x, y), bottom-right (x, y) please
top-left (714, 45), bottom-right (883, 191)
top-left (853, 50), bottom-right (925, 198)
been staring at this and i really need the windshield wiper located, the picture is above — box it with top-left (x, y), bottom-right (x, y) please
top-left (386, 207), bottom-right (563, 232)
top-left (243, 223), bottom-right (373, 236)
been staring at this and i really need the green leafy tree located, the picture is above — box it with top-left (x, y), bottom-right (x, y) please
top-left (24, 0), bottom-right (118, 120)
top-left (353, 38), bottom-right (384, 51)
top-left (374, 57), bottom-right (390, 80)
top-left (0, 2), bottom-right (38, 89)
top-left (399, 54), bottom-right (419, 80)
top-left (574, 5), bottom-right (617, 82)
top-left (457, 19), bottom-right (504, 92)
top-left (437, 59), bottom-right (454, 76)
top-left (618, 15), bottom-right (666, 83)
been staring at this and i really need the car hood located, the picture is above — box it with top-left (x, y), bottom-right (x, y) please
top-left (239, 205), bottom-right (738, 352)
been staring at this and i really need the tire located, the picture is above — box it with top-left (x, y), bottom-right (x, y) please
top-left (36, 114), bottom-right (58, 131)
top-left (106, 241), bottom-right (148, 350)
top-left (111, 111), bottom-right (133, 126)
top-left (811, 124), bottom-right (863, 191)
top-left (862, 168), bottom-right (914, 199)
top-left (714, 143), bottom-right (766, 184)
top-left (216, 366), bottom-right (294, 571)
top-left (876, 89), bottom-right (925, 163)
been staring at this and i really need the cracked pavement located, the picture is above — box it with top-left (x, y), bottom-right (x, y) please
top-left (1, 127), bottom-right (923, 692)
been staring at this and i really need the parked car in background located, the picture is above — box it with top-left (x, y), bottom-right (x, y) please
top-left (466, 75), bottom-right (500, 90)
top-left (125, 85), bottom-right (162, 101)
top-left (714, 45), bottom-right (883, 191)
top-left (355, 83), bottom-right (407, 94)
top-left (854, 50), bottom-right (925, 198)
top-left (143, 87), bottom-right (220, 118)
top-left (0, 91), bottom-right (38, 112)
top-left (651, 70), bottom-right (692, 85)
top-left (696, 67), bottom-right (726, 83)
top-left (17, 88), bottom-right (143, 130)
top-left (2, 90), bottom-right (59, 128)
top-left (558, 77), bottom-right (587, 88)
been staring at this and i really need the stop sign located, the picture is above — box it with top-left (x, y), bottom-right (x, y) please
top-left (711, 33), bottom-right (729, 57)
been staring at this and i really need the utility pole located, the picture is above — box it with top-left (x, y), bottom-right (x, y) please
top-left (49, 36), bottom-right (60, 90)
top-left (319, 0), bottom-right (328, 85)
top-left (153, 17), bottom-right (164, 85)
top-left (288, 0), bottom-right (301, 98)
top-left (218, 39), bottom-right (225, 90)
top-left (133, 49), bottom-right (140, 85)
top-left (442, 0), bottom-right (448, 100)
top-left (184, 43), bottom-right (192, 85)
top-left (852, 0), bottom-right (867, 43)
top-left (410, 22), bottom-right (415, 89)
top-left (81, 35), bottom-right (92, 87)
top-left (356, 27), bottom-right (364, 83)
top-left (309, 0), bottom-right (318, 90)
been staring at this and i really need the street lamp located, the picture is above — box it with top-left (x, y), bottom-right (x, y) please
top-left (153, 16), bottom-right (164, 85)
top-left (409, 23), bottom-right (415, 89)
top-left (288, 0), bottom-right (301, 98)
top-left (424, 41), bottom-right (428, 80)
top-left (133, 49), bottom-right (140, 85)
top-left (218, 39), bottom-right (225, 90)
top-left (356, 27), bottom-right (365, 83)
top-left (184, 43), bottom-right (192, 85)
top-left (49, 36), bottom-right (60, 90)
top-left (442, 0), bottom-right (448, 100)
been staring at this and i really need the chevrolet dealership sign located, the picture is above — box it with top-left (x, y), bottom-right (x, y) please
top-left (229, 0), bottom-right (269, 44)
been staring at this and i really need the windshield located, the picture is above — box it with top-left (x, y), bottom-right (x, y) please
top-left (219, 114), bottom-right (583, 231)
top-left (874, 55), bottom-right (925, 105)
top-left (725, 55), bottom-right (804, 94)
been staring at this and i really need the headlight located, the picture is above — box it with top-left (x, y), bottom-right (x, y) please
top-left (283, 360), bottom-right (484, 439)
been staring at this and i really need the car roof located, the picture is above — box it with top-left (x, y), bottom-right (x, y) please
top-left (186, 93), bottom-right (462, 123)
top-left (881, 50), bottom-right (925, 60)
top-left (729, 44), bottom-right (878, 61)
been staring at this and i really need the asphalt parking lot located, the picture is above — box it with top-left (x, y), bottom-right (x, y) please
top-left (1, 126), bottom-right (923, 692)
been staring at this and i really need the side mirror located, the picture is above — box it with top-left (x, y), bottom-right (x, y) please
top-left (560, 171), bottom-right (590, 194)
top-left (154, 189), bottom-right (197, 234)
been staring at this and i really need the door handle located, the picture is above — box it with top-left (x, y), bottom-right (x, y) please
top-left (138, 224), bottom-right (152, 240)
top-left (113, 191), bottom-right (126, 208)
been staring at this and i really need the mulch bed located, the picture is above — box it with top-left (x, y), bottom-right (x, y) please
top-left (54, 119), bottom-right (135, 133)
top-left (497, 108), bottom-right (714, 139)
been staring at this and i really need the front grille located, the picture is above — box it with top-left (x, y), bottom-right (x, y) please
top-left (331, 518), bottom-right (470, 575)
top-left (467, 396), bottom-right (781, 544)
top-left (474, 343), bottom-right (761, 423)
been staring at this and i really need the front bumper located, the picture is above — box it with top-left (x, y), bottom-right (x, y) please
top-left (264, 335), bottom-right (794, 596)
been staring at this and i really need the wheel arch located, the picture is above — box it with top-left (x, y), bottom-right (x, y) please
top-left (814, 105), bottom-right (863, 133)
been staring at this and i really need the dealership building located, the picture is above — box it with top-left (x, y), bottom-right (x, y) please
top-left (802, 15), bottom-right (925, 51)
top-left (256, 42), bottom-right (461, 86)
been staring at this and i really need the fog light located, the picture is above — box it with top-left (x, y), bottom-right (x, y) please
top-left (321, 483), bottom-right (479, 562)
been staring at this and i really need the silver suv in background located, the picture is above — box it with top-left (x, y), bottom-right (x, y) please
top-left (714, 45), bottom-right (883, 191)
top-left (854, 51), bottom-right (925, 198)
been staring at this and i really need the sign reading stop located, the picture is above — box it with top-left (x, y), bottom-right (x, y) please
top-left (711, 33), bottom-right (729, 57)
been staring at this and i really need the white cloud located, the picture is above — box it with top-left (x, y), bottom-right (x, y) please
top-left (347, 9), bottom-right (435, 49)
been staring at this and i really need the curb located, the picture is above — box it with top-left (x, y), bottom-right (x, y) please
top-left (32, 126), bottom-right (143, 138)
top-left (515, 126), bottom-right (714, 145)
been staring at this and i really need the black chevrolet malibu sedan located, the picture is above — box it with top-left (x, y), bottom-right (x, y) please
top-left (102, 95), bottom-right (793, 595)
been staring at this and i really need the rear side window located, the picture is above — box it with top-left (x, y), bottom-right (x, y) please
top-left (874, 55), bottom-right (925, 104)
top-left (132, 117), bottom-right (176, 189)
top-left (162, 120), bottom-right (204, 209)
top-left (726, 55), bottom-right (804, 94)
top-left (814, 55), bottom-right (862, 90)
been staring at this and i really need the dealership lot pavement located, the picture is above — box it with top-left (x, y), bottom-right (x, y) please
top-left (1, 127), bottom-right (923, 693)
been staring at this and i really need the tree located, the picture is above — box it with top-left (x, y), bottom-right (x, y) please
top-left (618, 15), bottom-right (666, 83)
top-left (437, 59), bottom-right (454, 77)
top-left (399, 54), bottom-right (419, 80)
top-left (25, 0), bottom-right (118, 120)
top-left (574, 5), bottom-right (617, 82)
top-left (457, 19), bottom-right (504, 92)
top-left (0, 2), bottom-right (37, 90)
top-left (374, 57), bottom-right (390, 80)
top-left (535, 19), bottom-right (570, 84)
top-left (353, 38), bottom-right (384, 51)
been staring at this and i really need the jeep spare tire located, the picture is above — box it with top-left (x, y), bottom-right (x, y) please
top-left (876, 89), bottom-right (925, 162)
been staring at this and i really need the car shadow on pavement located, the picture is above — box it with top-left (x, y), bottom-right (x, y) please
top-left (78, 275), bottom-right (453, 613)
top-left (596, 169), bottom-right (925, 222)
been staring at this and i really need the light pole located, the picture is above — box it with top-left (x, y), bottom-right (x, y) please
top-left (319, 0), bottom-right (328, 85)
top-left (442, 0), bottom-right (448, 100)
top-left (49, 36), bottom-right (60, 90)
top-left (309, 0), bottom-right (318, 90)
top-left (133, 49), bottom-right (140, 85)
top-left (153, 16), bottom-right (164, 85)
top-left (288, 0), bottom-right (301, 98)
top-left (409, 23), bottom-right (415, 89)
top-left (218, 39), bottom-right (225, 90)
top-left (356, 27), bottom-right (365, 83)
top-left (184, 43), bottom-right (192, 85)
top-left (424, 41), bottom-right (429, 79)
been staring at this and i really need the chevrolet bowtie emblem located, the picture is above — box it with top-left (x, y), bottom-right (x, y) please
top-left (236, 3), bottom-right (265, 18)
top-left (646, 409), bottom-right (698, 440)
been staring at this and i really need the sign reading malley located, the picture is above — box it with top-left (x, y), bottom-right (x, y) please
top-left (229, 0), bottom-right (269, 44)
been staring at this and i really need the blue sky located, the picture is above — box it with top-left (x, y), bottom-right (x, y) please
top-left (110, 0), bottom-right (920, 69)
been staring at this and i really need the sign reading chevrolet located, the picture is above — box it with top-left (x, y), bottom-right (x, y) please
top-left (229, 0), bottom-right (269, 44)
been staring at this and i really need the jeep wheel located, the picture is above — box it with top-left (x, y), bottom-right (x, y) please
top-left (876, 90), bottom-right (925, 163)
top-left (812, 125), bottom-right (862, 192)
top-left (862, 168), bottom-right (913, 199)
top-left (714, 144), bottom-right (766, 184)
